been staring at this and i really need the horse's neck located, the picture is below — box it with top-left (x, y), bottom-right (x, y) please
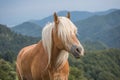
top-left (50, 46), bottom-right (68, 70)
top-left (50, 46), bottom-right (60, 68)
top-left (55, 50), bottom-right (69, 70)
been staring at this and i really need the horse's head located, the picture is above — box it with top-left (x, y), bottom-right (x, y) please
top-left (52, 12), bottom-right (84, 58)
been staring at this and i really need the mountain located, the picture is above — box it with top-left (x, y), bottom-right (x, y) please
top-left (31, 9), bottom-right (117, 27)
top-left (83, 40), bottom-right (108, 51)
top-left (12, 9), bottom-right (118, 37)
top-left (12, 10), bottom-right (94, 37)
top-left (94, 9), bottom-right (119, 15)
top-left (11, 22), bottom-right (42, 37)
top-left (31, 11), bottom-right (93, 27)
top-left (11, 9), bottom-right (120, 48)
top-left (0, 24), bottom-right (39, 58)
top-left (95, 25), bottom-right (120, 48)
top-left (75, 10), bottom-right (120, 48)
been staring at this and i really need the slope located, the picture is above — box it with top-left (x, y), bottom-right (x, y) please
top-left (11, 22), bottom-right (42, 37)
top-left (75, 10), bottom-right (120, 48)
top-left (32, 9), bottom-right (117, 27)
top-left (0, 24), bottom-right (39, 56)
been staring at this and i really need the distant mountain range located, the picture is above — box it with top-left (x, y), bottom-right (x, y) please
top-left (11, 9), bottom-right (120, 48)
top-left (31, 9), bottom-right (118, 27)
top-left (76, 10), bottom-right (120, 48)
top-left (0, 24), bottom-right (39, 54)
top-left (96, 25), bottom-right (120, 48)
top-left (11, 9), bottom-right (118, 37)
top-left (12, 22), bottom-right (42, 37)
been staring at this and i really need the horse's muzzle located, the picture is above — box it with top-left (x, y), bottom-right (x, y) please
top-left (70, 45), bottom-right (83, 58)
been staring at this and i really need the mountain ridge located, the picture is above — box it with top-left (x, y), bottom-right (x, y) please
top-left (76, 10), bottom-right (120, 48)
top-left (11, 22), bottom-right (42, 37)
top-left (11, 9), bottom-right (120, 48)
top-left (31, 9), bottom-right (118, 27)
top-left (0, 24), bottom-right (39, 54)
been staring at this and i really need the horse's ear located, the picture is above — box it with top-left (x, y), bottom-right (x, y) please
top-left (66, 12), bottom-right (70, 19)
top-left (54, 12), bottom-right (59, 26)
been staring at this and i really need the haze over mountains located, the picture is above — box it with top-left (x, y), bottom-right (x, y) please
top-left (11, 9), bottom-right (120, 48)
top-left (30, 9), bottom-right (118, 26)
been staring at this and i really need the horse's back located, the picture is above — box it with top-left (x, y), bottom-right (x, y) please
top-left (17, 44), bottom-right (37, 60)
top-left (16, 41), bottom-right (49, 80)
top-left (16, 44), bottom-right (37, 80)
top-left (17, 43), bottom-right (37, 68)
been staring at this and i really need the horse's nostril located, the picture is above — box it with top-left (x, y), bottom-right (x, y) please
top-left (76, 48), bottom-right (80, 53)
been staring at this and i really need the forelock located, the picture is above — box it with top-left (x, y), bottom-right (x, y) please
top-left (57, 17), bottom-right (77, 43)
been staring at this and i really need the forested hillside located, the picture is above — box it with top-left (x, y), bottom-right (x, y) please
top-left (95, 25), bottom-right (120, 48)
top-left (69, 49), bottom-right (120, 80)
top-left (12, 22), bottom-right (42, 37)
top-left (76, 10), bottom-right (120, 48)
top-left (0, 24), bottom-right (39, 62)
top-left (0, 59), bottom-right (16, 80)
top-left (0, 24), bottom-right (120, 80)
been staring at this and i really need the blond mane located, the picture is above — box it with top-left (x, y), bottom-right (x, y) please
top-left (42, 23), bottom-right (53, 66)
top-left (42, 17), bottom-right (77, 68)
top-left (58, 17), bottom-right (78, 49)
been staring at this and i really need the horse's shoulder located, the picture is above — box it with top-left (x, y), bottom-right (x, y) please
top-left (17, 44), bottom-right (37, 61)
top-left (24, 44), bottom-right (37, 50)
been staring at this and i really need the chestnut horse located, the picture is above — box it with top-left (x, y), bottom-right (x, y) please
top-left (16, 12), bottom-right (84, 80)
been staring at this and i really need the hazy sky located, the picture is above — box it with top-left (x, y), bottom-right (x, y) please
top-left (0, 0), bottom-right (120, 27)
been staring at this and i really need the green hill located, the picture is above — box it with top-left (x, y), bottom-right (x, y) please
top-left (69, 49), bottom-right (120, 80)
top-left (11, 22), bottom-right (42, 37)
top-left (95, 25), bottom-right (120, 48)
top-left (76, 10), bottom-right (120, 48)
top-left (0, 24), bottom-right (39, 62)
top-left (83, 40), bottom-right (108, 51)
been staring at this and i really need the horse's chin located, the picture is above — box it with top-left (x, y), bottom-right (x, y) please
top-left (72, 52), bottom-right (81, 59)
top-left (70, 44), bottom-right (84, 59)
top-left (74, 56), bottom-right (80, 59)
top-left (70, 48), bottom-right (81, 59)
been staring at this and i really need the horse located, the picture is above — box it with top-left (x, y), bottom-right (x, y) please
top-left (16, 12), bottom-right (84, 80)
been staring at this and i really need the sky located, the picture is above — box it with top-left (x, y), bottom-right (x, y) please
top-left (0, 0), bottom-right (120, 27)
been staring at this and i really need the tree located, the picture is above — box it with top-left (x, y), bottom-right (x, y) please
top-left (0, 59), bottom-right (16, 80)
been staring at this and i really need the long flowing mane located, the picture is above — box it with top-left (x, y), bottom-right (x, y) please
top-left (42, 23), bottom-right (53, 66)
top-left (42, 17), bottom-right (78, 67)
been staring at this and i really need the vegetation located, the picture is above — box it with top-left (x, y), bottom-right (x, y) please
top-left (11, 22), bottom-right (42, 37)
top-left (0, 24), bottom-right (39, 62)
top-left (0, 10), bottom-right (120, 80)
top-left (0, 59), bottom-right (16, 80)
top-left (1, 48), bottom-right (120, 80)
top-left (69, 49), bottom-right (120, 80)
top-left (76, 10), bottom-right (120, 48)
